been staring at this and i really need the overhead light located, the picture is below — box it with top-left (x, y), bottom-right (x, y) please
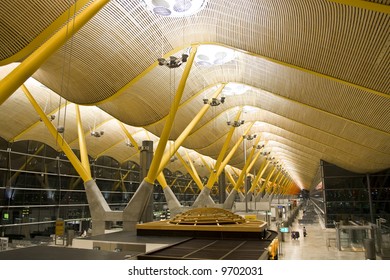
top-left (125, 139), bottom-right (134, 147)
top-left (91, 131), bottom-right (104, 138)
top-left (243, 134), bottom-right (256, 141)
top-left (157, 53), bottom-right (189, 68)
top-left (202, 96), bottom-right (225, 106)
top-left (254, 144), bottom-right (265, 149)
top-left (227, 120), bottom-right (245, 127)
top-left (143, 0), bottom-right (207, 17)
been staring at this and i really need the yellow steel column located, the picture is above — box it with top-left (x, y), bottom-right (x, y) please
top-left (0, 0), bottom-right (111, 106)
top-left (205, 110), bottom-right (242, 189)
top-left (200, 156), bottom-right (213, 173)
top-left (246, 149), bottom-right (262, 176)
top-left (250, 160), bottom-right (270, 193)
top-left (21, 84), bottom-right (91, 182)
top-left (259, 166), bottom-right (276, 195)
top-left (145, 45), bottom-right (198, 184)
top-left (216, 124), bottom-right (254, 176)
top-left (75, 105), bottom-right (92, 178)
top-left (156, 172), bottom-right (169, 189)
top-left (273, 173), bottom-right (285, 194)
top-left (280, 177), bottom-right (290, 194)
top-left (118, 121), bottom-right (139, 149)
top-left (226, 169), bottom-right (237, 187)
top-left (275, 176), bottom-right (287, 194)
top-left (232, 137), bottom-right (261, 191)
top-left (156, 84), bottom-right (225, 175)
top-left (269, 170), bottom-right (282, 194)
top-left (176, 152), bottom-right (204, 190)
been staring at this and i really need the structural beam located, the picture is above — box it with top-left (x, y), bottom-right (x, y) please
top-left (250, 160), bottom-right (270, 193)
top-left (216, 123), bottom-right (254, 177)
top-left (205, 109), bottom-right (243, 190)
top-left (258, 166), bottom-right (276, 195)
top-left (145, 45), bottom-right (198, 184)
top-left (233, 137), bottom-right (261, 191)
top-left (0, 0), bottom-right (111, 106)
top-left (21, 84), bottom-right (91, 182)
top-left (75, 104), bottom-right (92, 179)
top-left (156, 84), bottom-right (225, 176)
top-left (0, 0), bottom-right (91, 66)
top-left (328, 0), bottom-right (390, 14)
top-left (118, 121), bottom-right (139, 149)
top-left (176, 152), bottom-right (203, 190)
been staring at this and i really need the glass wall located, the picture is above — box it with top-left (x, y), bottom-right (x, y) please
top-left (0, 137), bottom-right (202, 239)
top-left (310, 160), bottom-right (390, 228)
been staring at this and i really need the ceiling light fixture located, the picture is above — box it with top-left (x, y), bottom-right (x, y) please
top-left (202, 96), bottom-right (225, 106)
top-left (157, 53), bottom-right (189, 68)
top-left (227, 120), bottom-right (245, 127)
top-left (91, 131), bottom-right (104, 138)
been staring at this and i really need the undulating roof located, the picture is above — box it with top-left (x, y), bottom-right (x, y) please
top-left (0, 0), bottom-right (389, 190)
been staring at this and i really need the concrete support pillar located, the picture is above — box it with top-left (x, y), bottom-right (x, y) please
top-left (163, 187), bottom-right (183, 216)
top-left (218, 170), bottom-right (226, 204)
top-left (223, 189), bottom-right (238, 209)
top-left (123, 180), bottom-right (154, 232)
top-left (140, 141), bottom-right (154, 222)
top-left (192, 187), bottom-right (215, 208)
top-left (84, 180), bottom-right (112, 236)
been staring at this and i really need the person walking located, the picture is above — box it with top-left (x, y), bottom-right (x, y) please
top-left (303, 226), bottom-right (307, 237)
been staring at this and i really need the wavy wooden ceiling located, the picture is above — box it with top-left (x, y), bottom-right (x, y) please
top-left (0, 0), bottom-right (389, 189)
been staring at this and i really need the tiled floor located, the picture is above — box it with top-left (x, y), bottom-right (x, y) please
top-left (270, 211), bottom-right (366, 260)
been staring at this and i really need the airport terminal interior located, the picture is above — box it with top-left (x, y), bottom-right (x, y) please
top-left (0, 0), bottom-right (389, 260)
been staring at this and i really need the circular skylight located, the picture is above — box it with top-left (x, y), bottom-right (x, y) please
top-left (222, 82), bottom-right (251, 96)
top-left (143, 0), bottom-right (207, 17)
top-left (195, 45), bottom-right (236, 67)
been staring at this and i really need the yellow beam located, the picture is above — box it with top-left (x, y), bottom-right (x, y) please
top-left (157, 84), bottom-right (226, 175)
top-left (11, 102), bottom-right (68, 142)
top-left (118, 121), bottom-right (140, 149)
top-left (233, 137), bottom-right (261, 191)
top-left (156, 172), bottom-right (169, 189)
top-left (185, 151), bottom-right (204, 191)
top-left (216, 123), bottom-right (254, 176)
top-left (0, 0), bottom-right (91, 66)
top-left (145, 45), bottom-right (198, 184)
top-left (176, 152), bottom-right (203, 190)
top-left (205, 109), bottom-right (242, 189)
top-left (269, 170), bottom-right (282, 194)
top-left (279, 177), bottom-right (290, 194)
top-left (328, 0), bottom-right (390, 14)
top-left (226, 169), bottom-right (237, 187)
top-left (259, 166), bottom-right (276, 194)
top-left (250, 160), bottom-right (270, 192)
top-left (21, 84), bottom-right (91, 182)
top-left (112, 170), bottom-right (131, 192)
top-left (75, 104), bottom-right (92, 178)
top-left (0, 0), bottom-right (111, 106)
top-left (200, 156), bottom-right (213, 173)
top-left (246, 149), bottom-right (262, 176)
top-left (272, 173), bottom-right (285, 194)
top-left (169, 177), bottom-right (178, 188)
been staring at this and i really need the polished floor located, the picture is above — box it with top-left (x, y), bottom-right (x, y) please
top-left (270, 211), bottom-right (366, 260)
